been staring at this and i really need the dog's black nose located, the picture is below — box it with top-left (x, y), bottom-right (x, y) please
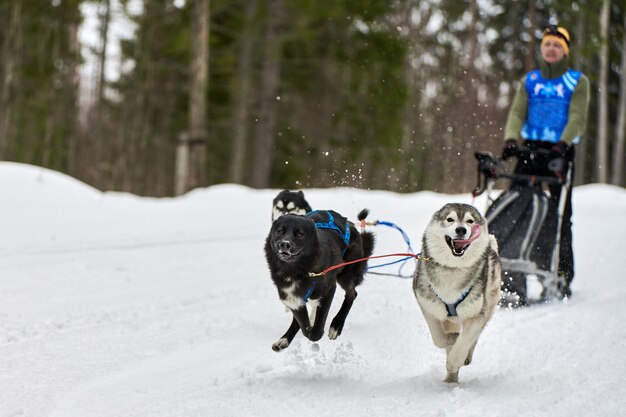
top-left (278, 240), bottom-right (292, 252)
top-left (455, 226), bottom-right (467, 236)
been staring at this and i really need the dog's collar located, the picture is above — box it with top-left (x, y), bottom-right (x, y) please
top-left (431, 285), bottom-right (473, 317)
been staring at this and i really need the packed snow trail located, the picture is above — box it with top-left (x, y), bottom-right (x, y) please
top-left (0, 162), bottom-right (625, 417)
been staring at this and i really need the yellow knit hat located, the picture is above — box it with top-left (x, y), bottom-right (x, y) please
top-left (541, 25), bottom-right (570, 55)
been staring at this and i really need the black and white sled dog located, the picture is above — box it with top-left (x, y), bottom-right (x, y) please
top-left (413, 203), bottom-right (501, 383)
top-left (271, 190), bottom-right (312, 221)
top-left (264, 209), bottom-right (374, 351)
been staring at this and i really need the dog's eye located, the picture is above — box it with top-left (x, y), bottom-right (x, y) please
top-left (295, 230), bottom-right (305, 239)
top-left (446, 217), bottom-right (454, 223)
top-left (467, 219), bottom-right (475, 224)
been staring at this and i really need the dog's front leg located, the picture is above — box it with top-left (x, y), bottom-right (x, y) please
top-left (272, 317), bottom-right (300, 352)
top-left (271, 306), bottom-right (311, 352)
top-left (328, 285), bottom-right (353, 340)
top-left (445, 316), bottom-right (486, 383)
top-left (291, 305), bottom-right (315, 339)
top-left (420, 307), bottom-right (457, 349)
top-left (308, 288), bottom-right (335, 342)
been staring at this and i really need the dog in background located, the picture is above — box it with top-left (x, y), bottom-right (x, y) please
top-left (413, 203), bottom-right (501, 383)
top-left (272, 190), bottom-right (312, 221)
top-left (265, 209), bottom-right (374, 351)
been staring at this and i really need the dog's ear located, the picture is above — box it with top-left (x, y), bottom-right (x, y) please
top-left (297, 191), bottom-right (304, 196)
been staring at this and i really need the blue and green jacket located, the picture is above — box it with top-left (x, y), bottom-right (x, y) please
top-left (504, 57), bottom-right (590, 146)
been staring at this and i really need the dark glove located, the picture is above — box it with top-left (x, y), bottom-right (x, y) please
top-left (549, 141), bottom-right (568, 160)
top-left (501, 139), bottom-right (518, 160)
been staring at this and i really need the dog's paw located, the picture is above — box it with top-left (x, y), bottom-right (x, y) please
top-left (301, 326), bottom-right (322, 341)
top-left (301, 326), bottom-right (313, 339)
top-left (328, 326), bottom-right (341, 340)
top-left (306, 329), bottom-right (324, 342)
top-left (271, 338), bottom-right (290, 352)
top-left (444, 371), bottom-right (459, 384)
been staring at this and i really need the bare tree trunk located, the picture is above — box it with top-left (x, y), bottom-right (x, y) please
top-left (228, 0), bottom-right (257, 184)
top-left (524, 0), bottom-right (537, 73)
top-left (96, 0), bottom-right (110, 111)
top-left (83, 0), bottom-right (111, 185)
top-left (43, 20), bottom-right (62, 167)
top-left (596, 0), bottom-right (611, 183)
top-left (174, 139), bottom-right (190, 195)
top-left (396, 1), bottom-right (434, 190)
top-left (400, 41), bottom-right (416, 153)
top-left (573, 2), bottom-right (588, 185)
top-left (0, 1), bottom-right (21, 158)
top-left (67, 21), bottom-right (80, 176)
top-left (176, 0), bottom-right (209, 194)
top-left (467, 0), bottom-right (478, 76)
top-left (611, 2), bottom-right (626, 186)
top-left (463, 0), bottom-right (480, 191)
top-left (250, 0), bottom-right (284, 189)
top-left (188, 0), bottom-right (209, 188)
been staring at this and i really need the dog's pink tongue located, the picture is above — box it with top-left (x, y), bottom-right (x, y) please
top-left (453, 224), bottom-right (482, 248)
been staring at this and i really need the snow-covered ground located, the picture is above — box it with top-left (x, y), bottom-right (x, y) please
top-left (1, 161), bottom-right (625, 417)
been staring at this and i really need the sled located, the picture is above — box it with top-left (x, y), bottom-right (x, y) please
top-left (473, 149), bottom-right (571, 306)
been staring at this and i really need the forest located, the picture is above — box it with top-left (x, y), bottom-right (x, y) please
top-left (0, 0), bottom-right (624, 196)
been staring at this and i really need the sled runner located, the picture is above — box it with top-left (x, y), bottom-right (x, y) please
top-left (473, 149), bottom-right (571, 306)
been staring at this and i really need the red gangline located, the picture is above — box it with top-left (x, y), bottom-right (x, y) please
top-left (308, 252), bottom-right (429, 277)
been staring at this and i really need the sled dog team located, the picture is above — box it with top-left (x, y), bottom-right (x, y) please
top-left (265, 190), bottom-right (501, 383)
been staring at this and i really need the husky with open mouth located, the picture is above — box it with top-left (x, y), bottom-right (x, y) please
top-left (413, 203), bottom-right (501, 383)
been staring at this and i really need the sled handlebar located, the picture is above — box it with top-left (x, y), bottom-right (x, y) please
top-left (472, 151), bottom-right (565, 197)
top-left (495, 171), bottom-right (563, 185)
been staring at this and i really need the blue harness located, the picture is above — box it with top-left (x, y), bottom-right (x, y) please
top-left (304, 282), bottom-right (317, 303)
top-left (302, 210), bottom-right (351, 302)
top-left (432, 285), bottom-right (474, 317)
top-left (305, 210), bottom-right (351, 252)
